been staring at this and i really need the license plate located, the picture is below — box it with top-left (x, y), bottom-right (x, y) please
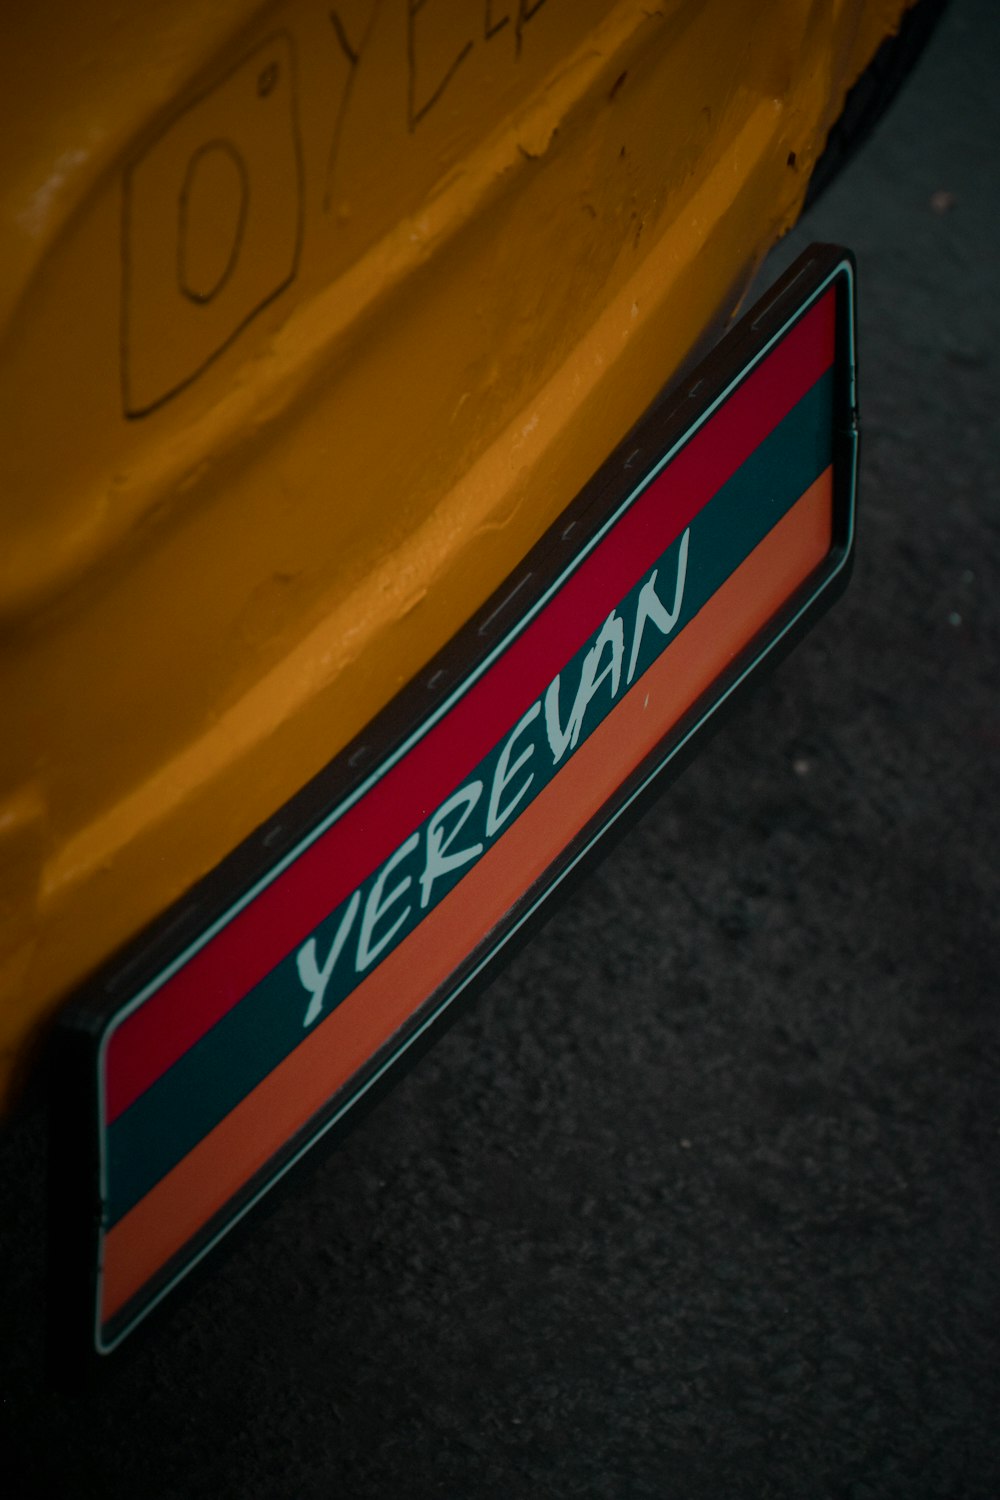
top-left (50, 244), bottom-right (858, 1368)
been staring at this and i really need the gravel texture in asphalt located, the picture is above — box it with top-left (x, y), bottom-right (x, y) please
top-left (2, 0), bottom-right (998, 1494)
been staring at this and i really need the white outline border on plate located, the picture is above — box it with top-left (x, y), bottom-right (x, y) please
top-left (94, 255), bottom-right (857, 1353)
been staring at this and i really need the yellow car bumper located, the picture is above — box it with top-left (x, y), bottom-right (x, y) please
top-left (0, 0), bottom-right (915, 1106)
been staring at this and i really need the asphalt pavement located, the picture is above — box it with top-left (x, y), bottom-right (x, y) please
top-left (2, 0), bottom-right (998, 1494)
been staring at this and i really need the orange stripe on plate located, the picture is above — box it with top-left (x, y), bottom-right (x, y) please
top-left (102, 466), bottom-right (833, 1324)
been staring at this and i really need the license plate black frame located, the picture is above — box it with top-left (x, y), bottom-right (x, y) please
top-left (49, 243), bottom-right (859, 1376)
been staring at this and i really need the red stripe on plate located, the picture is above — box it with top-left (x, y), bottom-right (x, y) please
top-left (105, 291), bottom-right (836, 1123)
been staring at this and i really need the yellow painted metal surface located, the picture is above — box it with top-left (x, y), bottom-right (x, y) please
top-left (0, 0), bottom-right (914, 1106)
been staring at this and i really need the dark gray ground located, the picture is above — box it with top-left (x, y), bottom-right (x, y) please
top-left (2, 0), bottom-right (998, 1494)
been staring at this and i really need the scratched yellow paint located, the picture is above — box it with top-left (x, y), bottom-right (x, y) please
top-left (0, 0), bottom-right (914, 1106)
